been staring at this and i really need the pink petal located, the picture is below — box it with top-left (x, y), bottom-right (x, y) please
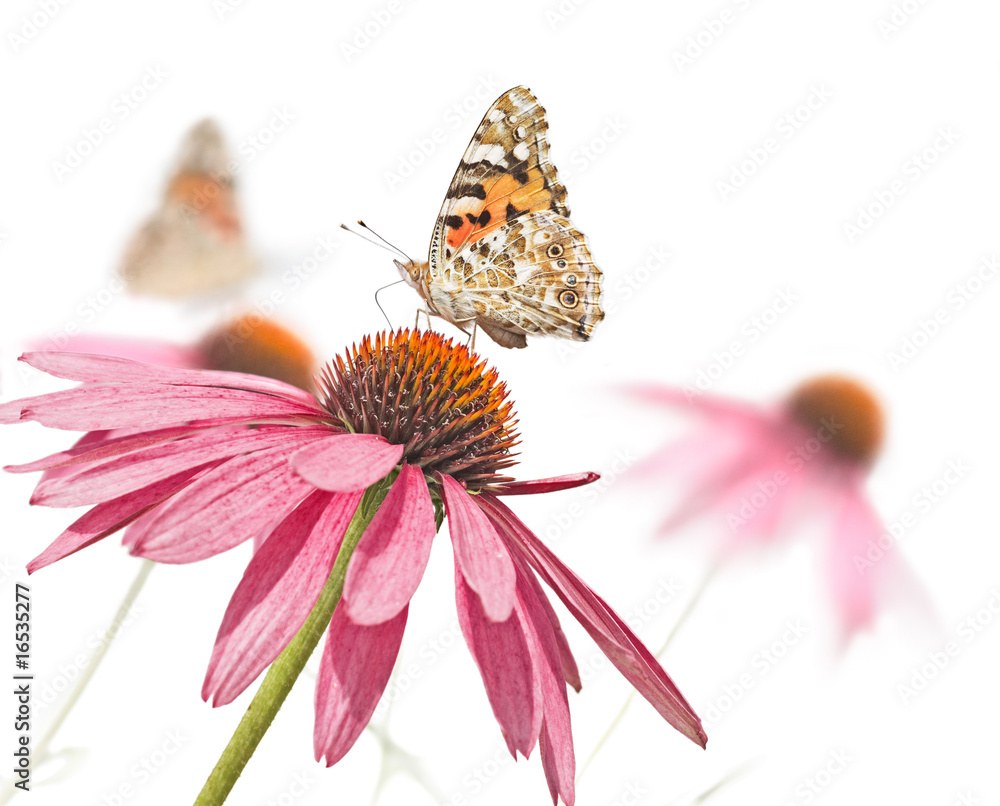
top-left (26, 464), bottom-right (215, 573)
top-left (203, 490), bottom-right (362, 705)
top-left (441, 474), bottom-right (516, 622)
top-left (480, 496), bottom-right (707, 749)
top-left (627, 384), bottom-right (771, 426)
top-left (515, 566), bottom-right (575, 805)
top-left (494, 473), bottom-right (600, 496)
top-left (521, 562), bottom-right (581, 692)
top-left (32, 425), bottom-right (328, 508)
top-left (828, 480), bottom-right (882, 635)
top-left (128, 442), bottom-right (319, 563)
top-left (314, 606), bottom-right (408, 765)
top-left (19, 351), bottom-right (322, 410)
top-left (343, 464), bottom-right (436, 625)
top-left (3, 384), bottom-right (323, 431)
top-left (292, 434), bottom-right (404, 492)
top-left (6, 425), bottom-right (198, 474)
top-left (28, 336), bottom-right (202, 369)
top-left (455, 564), bottom-right (541, 758)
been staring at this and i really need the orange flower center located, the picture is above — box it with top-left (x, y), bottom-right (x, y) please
top-left (319, 330), bottom-right (520, 489)
top-left (786, 375), bottom-right (884, 466)
top-left (200, 316), bottom-right (317, 392)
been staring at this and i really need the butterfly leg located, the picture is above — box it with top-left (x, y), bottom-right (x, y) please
top-left (414, 305), bottom-right (433, 332)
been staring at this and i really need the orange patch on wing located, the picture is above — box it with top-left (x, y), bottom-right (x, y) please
top-left (167, 174), bottom-right (241, 238)
top-left (445, 168), bottom-right (554, 251)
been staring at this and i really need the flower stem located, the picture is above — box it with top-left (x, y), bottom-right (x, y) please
top-left (193, 482), bottom-right (390, 806)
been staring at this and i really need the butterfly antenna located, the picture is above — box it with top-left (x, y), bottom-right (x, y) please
top-left (373, 279), bottom-right (406, 331)
top-left (357, 220), bottom-right (416, 264)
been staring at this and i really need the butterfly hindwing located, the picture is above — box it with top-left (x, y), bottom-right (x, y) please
top-left (429, 87), bottom-right (569, 274)
top-left (447, 210), bottom-right (603, 347)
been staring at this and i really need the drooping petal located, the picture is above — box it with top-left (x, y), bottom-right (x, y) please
top-left (828, 478), bottom-right (883, 635)
top-left (31, 425), bottom-right (328, 508)
top-left (314, 606), bottom-right (408, 766)
top-left (129, 442), bottom-right (319, 563)
top-left (203, 490), bottom-right (362, 706)
top-left (19, 351), bottom-right (323, 410)
top-left (343, 464), bottom-right (436, 625)
top-left (480, 495), bottom-right (707, 749)
top-left (515, 564), bottom-right (575, 805)
top-left (2, 383), bottom-right (323, 431)
top-left (520, 561), bottom-right (581, 692)
top-left (292, 434), bottom-right (404, 492)
top-left (26, 463), bottom-right (216, 573)
top-left (455, 564), bottom-right (541, 759)
top-left (494, 473), bottom-right (600, 496)
top-left (440, 474), bottom-right (515, 622)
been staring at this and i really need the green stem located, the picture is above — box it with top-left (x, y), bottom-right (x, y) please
top-left (193, 482), bottom-right (389, 806)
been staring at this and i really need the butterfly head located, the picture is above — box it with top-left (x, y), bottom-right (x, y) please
top-left (394, 258), bottom-right (431, 298)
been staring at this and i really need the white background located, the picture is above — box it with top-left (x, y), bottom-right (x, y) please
top-left (2, 1), bottom-right (999, 805)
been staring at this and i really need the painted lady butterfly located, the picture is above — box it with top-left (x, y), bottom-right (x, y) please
top-left (395, 86), bottom-right (604, 349)
top-left (120, 119), bottom-right (258, 298)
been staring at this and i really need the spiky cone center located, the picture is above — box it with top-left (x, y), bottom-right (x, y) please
top-left (199, 316), bottom-right (317, 393)
top-left (319, 329), bottom-right (520, 490)
top-left (786, 375), bottom-right (884, 466)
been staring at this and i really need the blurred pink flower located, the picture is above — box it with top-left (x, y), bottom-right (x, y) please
top-left (2, 331), bottom-right (705, 806)
top-left (632, 376), bottom-right (911, 637)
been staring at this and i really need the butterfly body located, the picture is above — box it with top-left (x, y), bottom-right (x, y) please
top-left (399, 86), bottom-right (604, 349)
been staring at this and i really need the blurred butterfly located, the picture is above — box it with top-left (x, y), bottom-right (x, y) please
top-left (120, 119), bottom-right (258, 298)
top-left (392, 86), bottom-right (604, 349)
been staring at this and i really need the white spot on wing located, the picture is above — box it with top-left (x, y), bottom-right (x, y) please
top-left (513, 142), bottom-right (530, 161)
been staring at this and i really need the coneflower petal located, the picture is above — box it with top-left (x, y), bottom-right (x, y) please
top-left (480, 496), bottom-right (707, 749)
top-left (203, 489), bottom-right (362, 706)
top-left (455, 564), bottom-right (541, 759)
top-left (440, 474), bottom-right (516, 622)
top-left (292, 434), bottom-right (404, 493)
top-left (129, 443), bottom-right (318, 563)
top-left (343, 464), bottom-right (436, 625)
top-left (314, 606), bottom-right (408, 766)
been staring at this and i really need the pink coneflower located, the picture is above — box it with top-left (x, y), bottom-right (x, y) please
top-left (633, 376), bottom-right (908, 637)
top-left (3, 330), bottom-right (705, 805)
top-left (46, 313), bottom-right (318, 393)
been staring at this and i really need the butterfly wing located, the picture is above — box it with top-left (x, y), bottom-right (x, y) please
top-left (447, 210), bottom-right (603, 348)
top-left (428, 86), bottom-right (570, 274)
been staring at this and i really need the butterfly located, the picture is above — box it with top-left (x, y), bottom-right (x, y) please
top-left (120, 119), bottom-right (258, 298)
top-left (395, 86), bottom-right (604, 349)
